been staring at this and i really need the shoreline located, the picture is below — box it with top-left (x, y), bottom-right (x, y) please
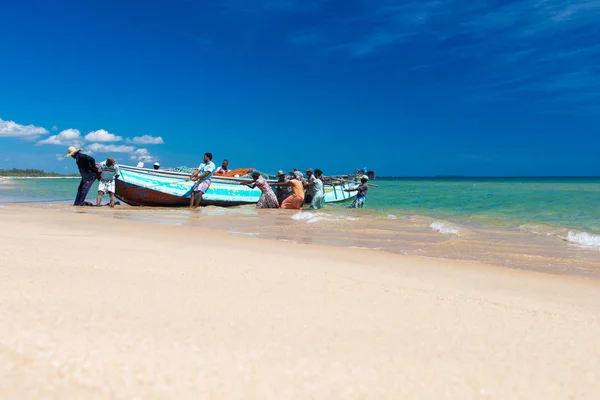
top-left (3, 202), bottom-right (600, 280)
top-left (1, 206), bottom-right (600, 398)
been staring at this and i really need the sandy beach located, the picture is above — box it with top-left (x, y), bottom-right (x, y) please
top-left (1, 206), bottom-right (599, 399)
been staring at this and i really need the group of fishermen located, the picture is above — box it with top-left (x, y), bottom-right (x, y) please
top-left (65, 146), bottom-right (369, 209)
top-left (186, 153), bottom-right (370, 210)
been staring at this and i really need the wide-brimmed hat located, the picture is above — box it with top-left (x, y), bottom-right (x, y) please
top-left (277, 170), bottom-right (285, 176)
top-left (361, 175), bottom-right (369, 181)
top-left (154, 162), bottom-right (160, 166)
top-left (64, 146), bottom-right (80, 158)
top-left (306, 168), bottom-right (313, 173)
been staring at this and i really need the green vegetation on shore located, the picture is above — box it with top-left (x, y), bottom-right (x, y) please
top-left (0, 168), bottom-right (78, 178)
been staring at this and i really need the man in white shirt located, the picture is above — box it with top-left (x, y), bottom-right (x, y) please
top-left (185, 152), bottom-right (216, 208)
top-left (97, 156), bottom-right (120, 207)
top-left (215, 159), bottom-right (229, 175)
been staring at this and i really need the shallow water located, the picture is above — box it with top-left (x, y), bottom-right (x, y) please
top-left (2, 177), bottom-right (599, 278)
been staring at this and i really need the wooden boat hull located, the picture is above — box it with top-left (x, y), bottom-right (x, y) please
top-left (114, 180), bottom-right (254, 207)
top-left (115, 165), bottom-right (358, 207)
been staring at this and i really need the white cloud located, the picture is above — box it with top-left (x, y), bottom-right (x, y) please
top-left (0, 118), bottom-right (48, 138)
top-left (127, 135), bottom-right (164, 145)
top-left (87, 143), bottom-right (135, 153)
top-left (84, 129), bottom-right (123, 142)
top-left (37, 128), bottom-right (82, 146)
top-left (129, 148), bottom-right (157, 163)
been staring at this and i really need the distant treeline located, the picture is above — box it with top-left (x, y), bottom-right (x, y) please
top-left (0, 168), bottom-right (78, 177)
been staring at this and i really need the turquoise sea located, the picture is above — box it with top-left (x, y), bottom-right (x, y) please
top-left (368, 178), bottom-right (600, 235)
top-left (2, 177), bottom-right (600, 277)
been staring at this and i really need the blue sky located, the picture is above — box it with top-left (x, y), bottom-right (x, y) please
top-left (1, 0), bottom-right (599, 176)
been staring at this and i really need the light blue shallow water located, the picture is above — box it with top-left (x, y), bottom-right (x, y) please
top-left (0, 178), bottom-right (88, 204)
top-left (2, 177), bottom-right (600, 233)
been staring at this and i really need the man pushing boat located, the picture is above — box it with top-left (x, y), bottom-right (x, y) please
top-left (185, 152), bottom-right (216, 209)
top-left (65, 146), bottom-right (98, 206)
top-left (97, 156), bottom-right (120, 207)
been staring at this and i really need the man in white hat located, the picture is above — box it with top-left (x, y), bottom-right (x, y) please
top-left (65, 146), bottom-right (99, 206)
top-left (153, 162), bottom-right (160, 170)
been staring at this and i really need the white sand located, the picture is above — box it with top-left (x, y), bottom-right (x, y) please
top-left (1, 206), bottom-right (599, 399)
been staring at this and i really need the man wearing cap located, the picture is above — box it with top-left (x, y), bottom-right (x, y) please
top-left (153, 162), bottom-right (160, 170)
top-left (271, 171), bottom-right (304, 209)
top-left (345, 175), bottom-right (369, 208)
top-left (65, 146), bottom-right (98, 206)
top-left (275, 170), bottom-right (291, 204)
top-left (303, 168), bottom-right (316, 206)
top-left (97, 156), bottom-right (120, 207)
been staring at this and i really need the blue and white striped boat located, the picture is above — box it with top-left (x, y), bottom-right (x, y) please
top-left (115, 165), bottom-right (358, 207)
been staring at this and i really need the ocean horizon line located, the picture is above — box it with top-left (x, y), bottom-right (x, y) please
top-left (378, 175), bottom-right (600, 180)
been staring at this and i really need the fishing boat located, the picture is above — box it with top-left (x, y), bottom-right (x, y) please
top-left (114, 165), bottom-right (359, 207)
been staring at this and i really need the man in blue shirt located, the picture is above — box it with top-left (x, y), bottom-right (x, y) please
top-left (65, 146), bottom-right (98, 206)
top-left (97, 156), bottom-right (120, 207)
top-left (185, 152), bottom-right (216, 208)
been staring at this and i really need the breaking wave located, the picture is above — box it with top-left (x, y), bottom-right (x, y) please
top-left (519, 224), bottom-right (600, 249)
top-left (291, 211), bottom-right (359, 224)
top-left (429, 221), bottom-right (460, 235)
top-left (566, 231), bottom-right (600, 248)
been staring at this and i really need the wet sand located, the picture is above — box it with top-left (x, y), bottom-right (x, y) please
top-left (1, 206), bottom-right (600, 399)
top-left (34, 203), bottom-right (600, 279)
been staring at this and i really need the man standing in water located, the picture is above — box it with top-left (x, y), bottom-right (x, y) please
top-left (65, 146), bottom-right (98, 206)
top-left (186, 152), bottom-right (215, 208)
top-left (345, 175), bottom-right (369, 208)
top-left (275, 169), bottom-right (291, 204)
top-left (303, 168), bottom-right (316, 207)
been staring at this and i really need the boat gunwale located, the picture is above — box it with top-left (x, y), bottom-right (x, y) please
top-left (118, 165), bottom-right (362, 186)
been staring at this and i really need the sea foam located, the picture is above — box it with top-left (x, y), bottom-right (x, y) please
top-left (566, 231), bottom-right (600, 248)
top-left (429, 221), bottom-right (460, 235)
top-left (291, 211), bottom-right (358, 223)
top-left (520, 224), bottom-right (600, 249)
